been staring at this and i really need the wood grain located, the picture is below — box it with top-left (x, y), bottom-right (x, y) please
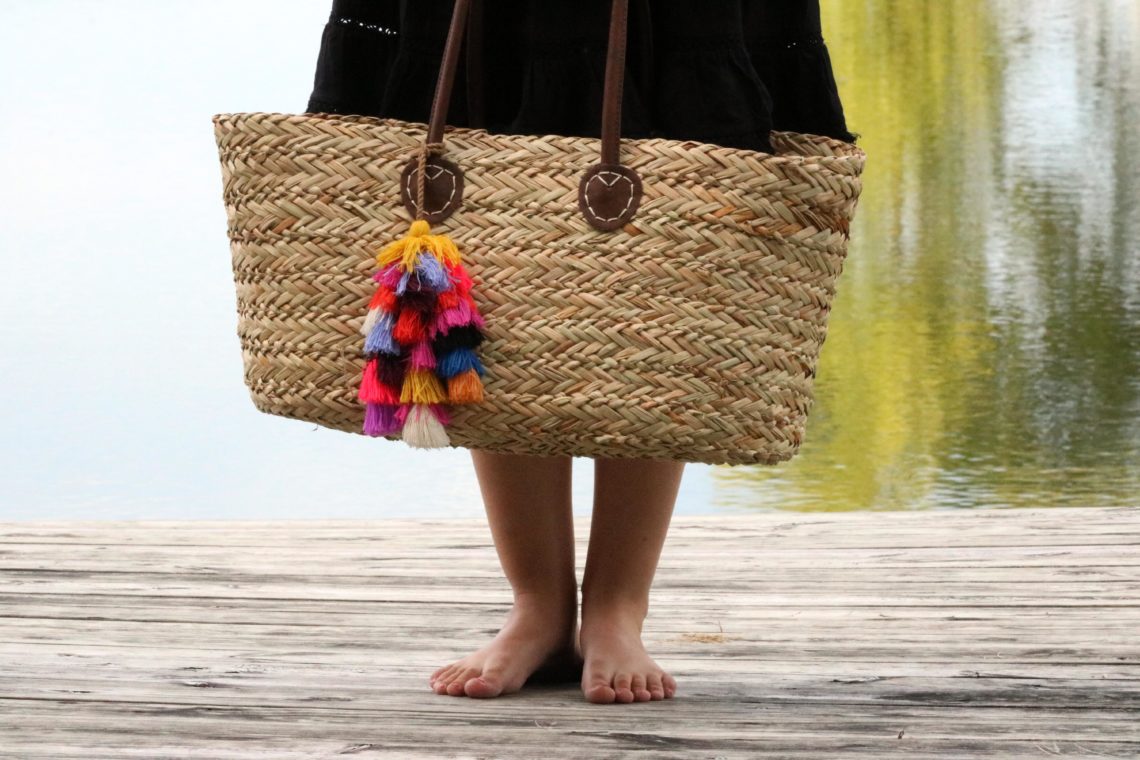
top-left (1, 507), bottom-right (1137, 758)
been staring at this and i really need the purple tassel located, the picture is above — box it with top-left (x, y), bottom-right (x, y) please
top-left (364, 403), bottom-right (402, 436)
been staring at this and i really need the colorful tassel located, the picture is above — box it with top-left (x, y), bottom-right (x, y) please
top-left (374, 266), bottom-right (404, 290)
top-left (400, 368), bottom-right (448, 405)
top-left (392, 307), bottom-right (429, 345)
top-left (376, 353), bottom-right (407, 389)
top-left (430, 403), bottom-right (452, 426)
top-left (368, 282), bottom-right (398, 309)
top-left (436, 288), bottom-right (463, 311)
top-left (401, 404), bottom-right (451, 448)
top-left (433, 324), bottom-right (485, 354)
top-left (434, 346), bottom-right (481, 377)
top-left (358, 358), bottom-right (401, 404)
top-left (411, 251), bottom-right (453, 292)
top-left (364, 402), bottom-right (402, 436)
top-left (357, 218), bottom-right (488, 446)
top-left (447, 264), bottom-right (475, 293)
top-left (364, 311), bottom-right (401, 355)
top-left (410, 339), bottom-right (437, 370)
top-left (448, 370), bottom-right (485, 403)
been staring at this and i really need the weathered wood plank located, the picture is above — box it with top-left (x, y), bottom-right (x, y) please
top-left (0, 506), bottom-right (1137, 758)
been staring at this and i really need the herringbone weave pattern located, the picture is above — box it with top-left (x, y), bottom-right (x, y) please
top-left (213, 112), bottom-right (865, 465)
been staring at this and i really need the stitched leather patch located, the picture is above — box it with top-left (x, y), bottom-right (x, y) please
top-left (578, 163), bottom-right (642, 231)
top-left (400, 155), bottom-right (465, 223)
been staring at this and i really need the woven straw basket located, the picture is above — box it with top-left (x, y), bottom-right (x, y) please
top-left (212, 2), bottom-right (865, 466)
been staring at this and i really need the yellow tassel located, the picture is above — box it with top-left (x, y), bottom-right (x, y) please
top-left (447, 369), bottom-right (484, 403)
top-left (376, 219), bottom-right (461, 271)
top-left (400, 369), bottom-right (448, 405)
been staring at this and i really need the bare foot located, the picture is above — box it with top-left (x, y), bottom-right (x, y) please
top-left (428, 596), bottom-right (581, 698)
top-left (579, 608), bottom-right (677, 704)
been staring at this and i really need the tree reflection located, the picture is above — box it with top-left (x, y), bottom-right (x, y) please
top-left (715, 0), bottom-right (1140, 511)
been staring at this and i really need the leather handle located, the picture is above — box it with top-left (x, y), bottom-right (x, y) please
top-left (425, 0), bottom-right (474, 146)
top-left (405, 0), bottom-right (642, 231)
top-left (599, 0), bottom-right (629, 166)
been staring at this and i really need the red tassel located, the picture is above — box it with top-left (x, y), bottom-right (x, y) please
top-left (447, 262), bottom-right (475, 293)
top-left (392, 307), bottom-right (428, 345)
top-left (369, 285), bottom-right (398, 312)
top-left (358, 359), bottom-right (400, 404)
top-left (436, 289), bottom-right (462, 310)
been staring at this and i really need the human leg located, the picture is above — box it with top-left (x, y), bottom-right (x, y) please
top-left (578, 456), bottom-right (684, 703)
top-left (429, 450), bottom-right (580, 698)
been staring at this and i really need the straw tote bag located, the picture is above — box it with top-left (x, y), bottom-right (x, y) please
top-left (212, 0), bottom-right (866, 466)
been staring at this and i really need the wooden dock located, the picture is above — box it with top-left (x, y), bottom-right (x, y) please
top-left (1, 507), bottom-right (1138, 759)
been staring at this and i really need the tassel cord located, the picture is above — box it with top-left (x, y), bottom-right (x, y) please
top-left (416, 142), bottom-right (446, 219)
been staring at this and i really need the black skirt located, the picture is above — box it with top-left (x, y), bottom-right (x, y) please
top-left (304, 0), bottom-right (858, 155)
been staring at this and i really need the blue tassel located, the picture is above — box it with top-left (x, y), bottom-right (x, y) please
top-left (394, 251), bottom-right (452, 295)
top-left (436, 346), bottom-right (486, 379)
top-left (413, 251), bottom-right (453, 293)
top-left (364, 311), bottom-right (401, 355)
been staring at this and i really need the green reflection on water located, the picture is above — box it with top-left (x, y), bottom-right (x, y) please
top-left (713, 0), bottom-right (1140, 511)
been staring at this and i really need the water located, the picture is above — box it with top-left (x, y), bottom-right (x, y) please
top-left (743, 0), bottom-right (1140, 511)
top-left (0, 0), bottom-right (1136, 519)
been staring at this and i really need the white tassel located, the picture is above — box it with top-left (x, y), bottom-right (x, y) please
top-left (401, 404), bottom-right (450, 448)
top-left (360, 307), bottom-right (382, 337)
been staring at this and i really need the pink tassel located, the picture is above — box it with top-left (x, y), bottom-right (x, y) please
top-left (431, 302), bottom-right (487, 339)
top-left (358, 359), bottom-right (401, 404)
top-left (374, 264), bottom-right (404, 289)
top-left (430, 403), bottom-right (452, 426)
top-left (410, 339), bottom-right (436, 370)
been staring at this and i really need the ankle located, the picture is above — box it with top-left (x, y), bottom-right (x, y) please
top-left (511, 588), bottom-right (578, 625)
top-left (580, 594), bottom-right (649, 635)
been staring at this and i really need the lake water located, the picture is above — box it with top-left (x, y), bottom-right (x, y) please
top-left (0, 0), bottom-right (1136, 520)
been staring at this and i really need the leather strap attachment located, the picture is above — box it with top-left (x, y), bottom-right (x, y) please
top-left (403, 0), bottom-right (643, 231)
top-left (579, 0), bottom-right (641, 230)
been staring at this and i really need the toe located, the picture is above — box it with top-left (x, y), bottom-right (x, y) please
top-left (431, 664), bottom-right (457, 685)
top-left (613, 672), bottom-right (635, 703)
top-left (464, 666), bottom-right (506, 698)
top-left (431, 664), bottom-right (460, 692)
top-left (646, 672), bottom-right (665, 700)
top-left (584, 682), bottom-right (617, 704)
top-left (662, 673), bottom-right (678, 698)
top-left (447, 667), bottom-right (479, 696)
top-left (630, 673), bottom-right (651, 702)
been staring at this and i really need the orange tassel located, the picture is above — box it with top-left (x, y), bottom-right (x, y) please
top-left (447, 369), bottom-right (484, 403)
